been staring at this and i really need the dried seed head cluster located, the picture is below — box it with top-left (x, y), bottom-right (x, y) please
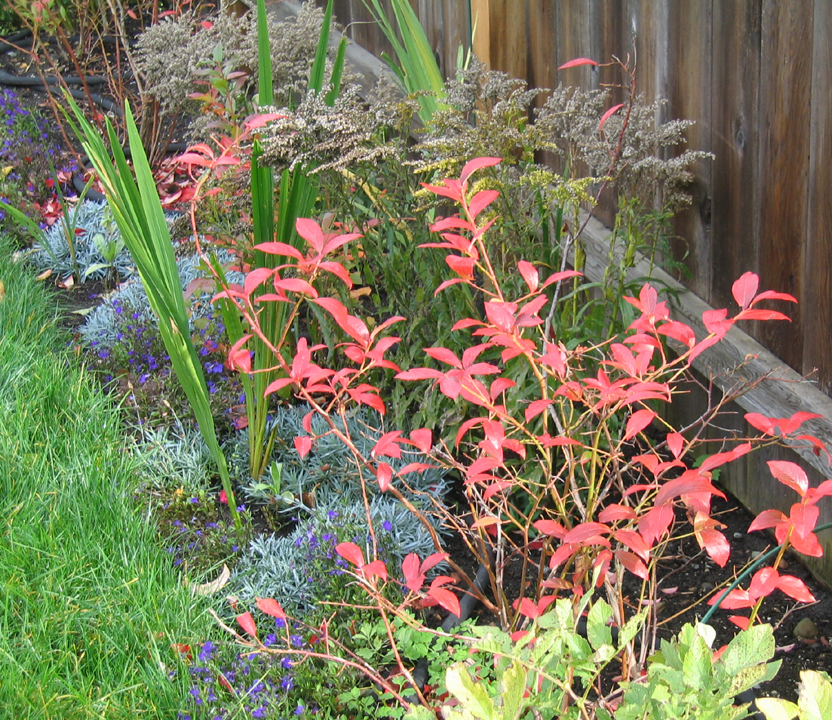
top-left (412, 59), bottom-right (710, 211)
top-left (136, 2), bottom-right (330, 118)
top-left (413, 59), bottom-right (546, 178)
top-left (259, 85), bottom-right (404, 174)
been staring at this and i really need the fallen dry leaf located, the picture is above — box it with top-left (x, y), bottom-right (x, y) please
top-left (193, 564), bottom-right (230, 595)
top-left (36, 269), bottom-right (53, 281)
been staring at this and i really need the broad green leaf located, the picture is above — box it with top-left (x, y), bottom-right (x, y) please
top-left (618, 608), bottom-right (647, 649)
top-left (755, 698), bottom-right (800, 720)
top-left (587, 599), bottom-right (613, 650)
top-left (403, 706), bottom-right (437, 720)
top-left (499, 660), bottom-right (525, 720)
top-left (721, 624), bottom-right (775, 676)
top-left (681, 633), bottom-right (712, 690)
top-left (446, 663), bottom-right (496, 720)
top-left (798, 670), bottom-right (832, 720)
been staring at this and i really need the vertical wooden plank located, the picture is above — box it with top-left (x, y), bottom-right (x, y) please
top-left (666, 0), bottom-right (712, 302)
top-left (710, 2), bottom-right (763, 312)
top-left (756, 0), bottom-right (812, 371)
top-left (470, 0), bottom-right (527, 79)
top-left (526, 0), bottom-right (560, 93)
top-left (803, 1), bottom-right (832, 394)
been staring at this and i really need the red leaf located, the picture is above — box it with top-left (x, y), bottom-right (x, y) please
top-left (730, 616), bottom-right (751, 630)
top-left (666, 432), bottom-right (685, 459)
top-left (748, 509), bottom-right (787, 534)
top-left (750, 290), bottom-right (797, 306)
top-left (746, 413), bottom-right (776, 435)
top-left (615, 550), bottom-right (649, 580)
top-left (599, 103), bottom-right (624, 133)
top-left (468, 189), bottom-right (500, 222)
top-left (525, 399), bottom-right (552, 423)
top-left (376, 462), bottom-right (393, 492)
top-left (698, 528), bottom-right (731, 567)
top-left (624, 409), bottom-right (656, 441)
top-left (372, 431), bottom-right (404, 459)
top-left (599, 504), bottom-right (637, 523)
top-left (767, 460), bottom-right (809, 497)
top-left (294, 436), bottom-right (313, 459)
top-left (639, 504), bottom-right (674, 546)
top-left (336, 542), bottom-right (364, 567)
top-left (446, 255), bottom-right (476, 278)
top-left (533, 519), bottom-right (566, 539)
top-left (777, 574), bottom-right (816, 603)
top-left (273, 278), bottom-right (318, 297)
top-left (558, 57), bottom-right (599, 70)
top-left (540, 269), bottom-right (581, 290)
top-left (516, 597), bottom-right (541, 619)
top-left (402, 554), bottom-right (425, 592)
top-left (615, 529), bottom-right (651, 562)
top-left (428, 585), bottom-right (461, 617)
top-left (563, 522), bottom-right (611, 545)
top-left (460, 157), bottom-right (501, 184)
top-left (362, 560), bottom-right (388, 582)
top-left (236, 612), bottom-right (258, 638)
top-left (732, 272), bottom-right (759, 310)
top-left (424, 346), bottom-right (463, 368)
top-left (409, 428), bottom-right (432, 454)
top-left (256, 598), bottom-right (286, 619)
top-left (518, 260), bottom-right (539, 292)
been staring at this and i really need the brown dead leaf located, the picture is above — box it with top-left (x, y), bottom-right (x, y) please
top-left (193, 564), bottom-right (230, 595)
top-left (350, 286), bottom-right (372, 299)
top-left (36, 269), bottom-right (53, 281)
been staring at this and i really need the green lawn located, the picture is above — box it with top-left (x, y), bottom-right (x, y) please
top-left (0, 238), bottom-right (210, 718)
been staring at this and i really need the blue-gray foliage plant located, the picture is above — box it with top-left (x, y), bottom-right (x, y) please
top-left (135, 423), bottom-right (215, 494)
top-left (80, 249), bottom-right (244, 348)
top-left (234, 497), bottom-right (446, 615)
top-left (233, 404), bottom-right (450, 511)
top-left (29, 200), bottom-right (134, 281)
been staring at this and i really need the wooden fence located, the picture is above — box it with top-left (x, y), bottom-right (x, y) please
top-left (266, 0), bottom-right (832, 581)
top-left (324, 0), bottom-right (832, 397)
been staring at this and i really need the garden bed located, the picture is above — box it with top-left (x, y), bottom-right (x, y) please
top-left (4, 2), bottom-right (832, 718)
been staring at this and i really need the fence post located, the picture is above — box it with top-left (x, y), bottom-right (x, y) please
top-left (469, 0), bottom-right (527, 79)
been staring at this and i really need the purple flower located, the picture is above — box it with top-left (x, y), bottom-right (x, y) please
top-left (290, 634), bottom-right (303, 648)
top-left (281, 675), bottom-right (294, 691)
top-left (198, 641), bottom-right (215, 662)
top-left (382, 520), bottom-right (392, 532)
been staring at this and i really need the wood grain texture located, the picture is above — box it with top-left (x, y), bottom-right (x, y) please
top-left (471, 0), bottom-right (527, 79)
top-left (710, 1), bottom-right (763, 311)
top-left (756, 0), bottom-right (812, 370)
top-left (667, 0), bottom-right (712, 302)
top-left (802, 1), bottom-right (832, 394)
